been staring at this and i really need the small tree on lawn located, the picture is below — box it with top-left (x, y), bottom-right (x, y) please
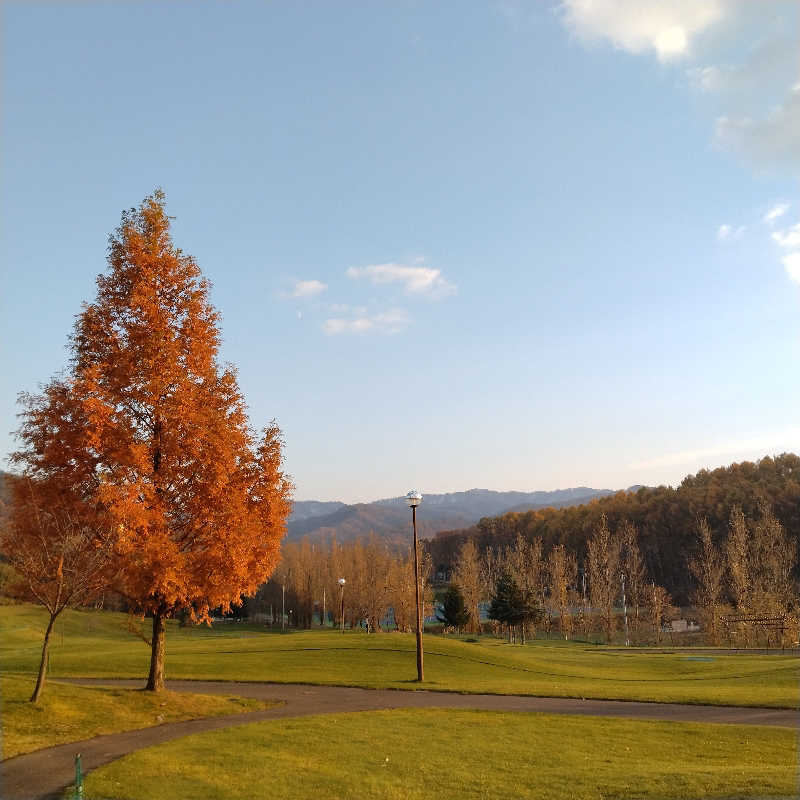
top-left (488, 572), bottom-right (541, 644)
top-left (437, 584), bottom-right (470, 632)
top-left (12, 191), bottom-right (292, 690)
top-left (1, 476), bottom-right (114, 702)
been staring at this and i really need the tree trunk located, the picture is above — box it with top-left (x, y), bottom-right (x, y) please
top-left (31, 613), bottom-right (57, 703)
top-left (146, 612), bottom-right (166, 691)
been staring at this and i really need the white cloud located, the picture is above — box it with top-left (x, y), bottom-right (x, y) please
top-left (717, 223), bottom-right (745, 242)
top-left (559, 0), bottom-right (725, 61)
top-left (771, 222), bottom-right (800, 250)
top-left (290, 279), bottom-right (327, 298)
top-left (715, 84), bottom-right (800, 170)
top-left (763, 202), bottom-right (790, 225)
top-left (322, 308), bottom-right (411, 336)
top-left (782, 252), bottom-right (800, 284)
top-left (346, 262), bottom-right (456, 298)
top-left (322, 317), bottom-right (374, 335)
top-left (687, 35), bottom-right (796, 95)
top-left (630, 427), bottom-right (800, 470)
top-left (766, 216), bottom-right (800, 283)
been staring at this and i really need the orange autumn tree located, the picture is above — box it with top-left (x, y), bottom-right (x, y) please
top-left (13, 190), bottom-right (292, 690)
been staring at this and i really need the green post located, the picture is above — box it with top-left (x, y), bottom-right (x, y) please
top-left (74, 752), bottom-right (83, 798)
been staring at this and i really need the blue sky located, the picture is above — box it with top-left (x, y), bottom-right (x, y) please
top-left (3, 1), bottom-right (799, 502)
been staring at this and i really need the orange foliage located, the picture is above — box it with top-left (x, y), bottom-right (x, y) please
top-left (13, 191), bottom-right (292, 686)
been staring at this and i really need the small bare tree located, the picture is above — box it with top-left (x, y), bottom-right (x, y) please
top-left (648, 582), bottom-right (674, 644)
top-left (2, 477), bottom-right (114, 702)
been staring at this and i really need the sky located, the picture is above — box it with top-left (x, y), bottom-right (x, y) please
top-left (2, 1), bottom-right (799, 503)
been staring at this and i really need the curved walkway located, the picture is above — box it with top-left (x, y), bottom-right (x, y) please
top-left (3, 680), bottom-right (798, 800)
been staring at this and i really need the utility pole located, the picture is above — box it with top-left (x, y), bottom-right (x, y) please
top-left (322, 586), bottom-right (326, 628)
top-left (281, 581), bottom-right (285, 632)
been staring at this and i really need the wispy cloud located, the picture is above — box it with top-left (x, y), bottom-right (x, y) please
top-left (322, 308), bottom-right (411, 336)
top-left (715, 84), bottom-right (800, 171)
top-left (717, 223), bottom-right (745, 242)
top-left (289, 279), bottom-right (327, 298)
top-left (346, 262), bottom-right (456, 298)
top-left (763, 202), bottom-right (790, 225)
top-left (782, 252), bottom-right (800, 284)
top-left (771, 222), bottom-right (800, 249)
top-left (770, 217), bottom-right (800, 284)
top-left (559, 0), bottom-right (725, 62)
top-left (630, 428), bottom-right (800, 471)
top-left (559, 2), bottom-right (798, 174)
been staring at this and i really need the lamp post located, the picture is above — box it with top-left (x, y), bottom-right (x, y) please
top-left (405, 489), bottom-right (424, 682)
top-left (338, 577), bottom-right (346, 633)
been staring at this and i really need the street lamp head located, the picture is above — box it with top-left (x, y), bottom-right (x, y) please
top-left (338, 577), bottom-right (346, 586)
top-left (405, 489), bottom-right (423, 508)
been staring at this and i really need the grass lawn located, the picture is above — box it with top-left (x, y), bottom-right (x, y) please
top-left (82, 709), bottom-right (799, 800)
top-left (2, 604), bottom-right (798, 709)
top-left (0, 674), bottom-right (270, 759)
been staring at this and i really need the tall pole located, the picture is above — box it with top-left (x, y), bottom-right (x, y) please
top-left (412, 504), bottom-right (424, 682)
top-left (622, 571), bottom-right (630, 647)
top-left (281, 582), bottom-right (285, 632)
top-left (322, 587), bottom-right (326, 628)
top-left (340, 582), bottom-right (345, 633)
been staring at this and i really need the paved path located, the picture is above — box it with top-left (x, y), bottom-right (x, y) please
top-left (3, 680), bottom-right (798, 800)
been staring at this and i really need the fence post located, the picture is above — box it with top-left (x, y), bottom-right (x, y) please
top-left (74, 753), bottom-right (83, 798)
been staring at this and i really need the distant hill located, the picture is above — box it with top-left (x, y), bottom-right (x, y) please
top-left (424, 454), bottom-right (800, 604)
top-left (290, 500), bottom-right (346, 522)
top-left (286, 487), bottom-right (614, 543)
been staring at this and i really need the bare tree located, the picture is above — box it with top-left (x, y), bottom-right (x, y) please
top-left (452, 538), bottom-right (483, 633)
top-left (647, 582), bottom-right (674, 644)
top-left (688, 518), bottom-right (725, 645)
top-left (620, 520), bottom-right (646, 642)
top-left (548, 544), bottom-right (577, 640)
top-left (587, 514), bottom-right (621, 643)
top-left (1, 477), bottom-right (114, 702)
top-left (726, 505), bottom-right (751, 615)
top-left (749, 504), bottom-right (797, 615)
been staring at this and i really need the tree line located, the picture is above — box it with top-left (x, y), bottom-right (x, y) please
top-left (250, 534), bottom-right (434, 632)
top-left (245, 495), bottom-right (797, 648)
top-left (426, 454), bottom-right (800, 605)
top-left (442, 503), bottom-right (796, 647)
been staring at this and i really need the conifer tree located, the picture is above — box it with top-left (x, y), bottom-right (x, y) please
top-left (437, 584), bottom-right (470, 631)
top-left (12, 191), bottom-right (292, 690)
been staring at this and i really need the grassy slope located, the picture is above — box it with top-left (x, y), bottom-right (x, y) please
top-left (83, 709), bottom-right (799, 800)
top-left (0, 675), bottom-right (269, 759)
top-left (1, 604), bottom-right (797, 709)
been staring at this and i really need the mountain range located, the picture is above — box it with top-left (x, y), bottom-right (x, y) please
top-left (288, 487), bottom-right (619, 543)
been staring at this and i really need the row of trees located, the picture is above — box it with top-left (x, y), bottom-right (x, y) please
top-left (446, 518), bottom-right (669, 644)
top-left (691, 506), bottom-right (796, 645)
top-left (443, 503), bottom-right (798, 646)
top-left (251, 535), bottom-right (434, 633)
top-left (427, 454), bottom-right (800, 604)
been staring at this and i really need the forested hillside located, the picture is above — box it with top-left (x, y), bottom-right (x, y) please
top-left (425, 454), bottom-right (800, 604)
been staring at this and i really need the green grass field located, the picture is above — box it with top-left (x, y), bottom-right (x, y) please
top-left (1, 604), bottom-right (797, 709)
top-left (82, 709), bottom-right (799, 800)
top-left (0, 674), bottom-right (270, 759)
